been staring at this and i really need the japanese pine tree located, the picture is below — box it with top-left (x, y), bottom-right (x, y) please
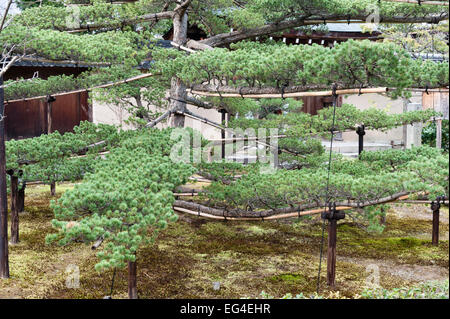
top-left (0, 0), bottom-right (448, 297)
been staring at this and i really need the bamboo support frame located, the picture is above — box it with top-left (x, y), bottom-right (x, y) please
top-left (4, 73), bottom-right (157, 104)
top-left (172, 206), bottom-right (349, 221)
top-left (382, 0), bottom-right (449, 5)
top-left (189, 87), bottom-right (390, 99)
top-left (173, 193), bottom-right (447, 221)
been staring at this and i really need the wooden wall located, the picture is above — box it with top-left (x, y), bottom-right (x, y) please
top-left (422, 92), bottom-right (449, 120)
top-left (4, 91), bottom-right (91, 140)
top-left (299, 96), bottom-right (343, 115)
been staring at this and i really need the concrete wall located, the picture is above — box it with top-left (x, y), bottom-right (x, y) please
top-left (92, 99), bottom-right (223, 139)
top-left (92, 92), bottom-right (425, 147)
top-left (341, 92), bottom-right (423, 145)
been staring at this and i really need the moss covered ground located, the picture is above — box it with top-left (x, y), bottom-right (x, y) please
top-left (0, 183), bottom-right (448, 299)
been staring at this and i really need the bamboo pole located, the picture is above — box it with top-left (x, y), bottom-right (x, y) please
top-left (19, 56), bottom-right (111, 67)
top-left (382, 0), bottom-right (449, 6)
top-left (173, 206), bottom-right (353, 221)
top-left (189, 87), bottom-right (389, 99)
top-left (4, 73), bottom-right (157, 104)
top-left (405, 88), bottom-right (449, 93)
top-left (396, 200), bottom-right (449, 204)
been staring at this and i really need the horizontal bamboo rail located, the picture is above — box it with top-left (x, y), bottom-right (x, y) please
top-left (173, 192), bottom-right (449, 221)
top-left (4, 73), bottom-right (157, 104)
top-left (174, 206), bottom-right (349, 221)
top-left (382, 0), bottom-right (449, 5)
top-left (189, 87), bottom-right (389, 99)
top-left (396, 200), bottom-right (449, 204)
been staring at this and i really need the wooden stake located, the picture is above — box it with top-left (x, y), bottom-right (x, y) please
top-left (17, 183), bottom-right (25, 213)
top-left (9, 175), bottom-right (19, 244)
top-left (431, 200), bottom-right (441, 246)
top-left (327, 218), bottom-right (337, 288)
top-left (321, 206), bottom-right (345, 288)
top-left (128, 259), bottom-right (138, 299)
top-left (436, 118), bottom-right (442, 149)
top-left (357, 125), bottom-right (365, 156)
top-left (50, 182), bottom-right (56, 196)
top-left (219, 109), bottom-right (227, 160)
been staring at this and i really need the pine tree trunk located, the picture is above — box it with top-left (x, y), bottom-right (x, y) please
top-left (9, 175), bottom-right (19, 244)
top-left (128, 258), bottom-right (138, 299)
top-left (50, 182), bottom-right (56, 196)
top-left (170, 11), bottom-right (188, 128)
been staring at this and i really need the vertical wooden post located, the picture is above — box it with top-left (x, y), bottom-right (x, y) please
top-left (50, 182), bottom-right (56, 196)
top-left (219, 109), bottom-right (226, 160)
top-left (244, 136), bottom-right (249, 165)
top-left (431, 200), bottom-right (441, 246)
top-left (9, 174), bottom-right (19, 244)
top-left (436, 118), bottom-right (442, 149)
top-left (128, 258), bottom-right (138, 299)
top-left (0, 75), bottom-right (9, 278)
top-left (46, 95), bottom-right (56, 196)
top-left (232, 134), bottom-right (237, 163)
top-left (18, 182), bottom-right (25, 213)
top-left (356, 125), bottom-right (365, 156)
top-left (327, 218), bottom-right (337, 287)
top-left (321, 204), bottom-right (345, 288)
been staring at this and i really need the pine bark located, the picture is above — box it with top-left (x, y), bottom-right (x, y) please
top-left (170, 11), bottom-right (188, 128)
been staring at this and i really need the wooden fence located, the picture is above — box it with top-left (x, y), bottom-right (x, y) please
top-left (4, 91), bottom-right (90, 140)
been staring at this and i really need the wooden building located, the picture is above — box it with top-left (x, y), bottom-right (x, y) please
top-left (3, 59), bottom-right (92, 140)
